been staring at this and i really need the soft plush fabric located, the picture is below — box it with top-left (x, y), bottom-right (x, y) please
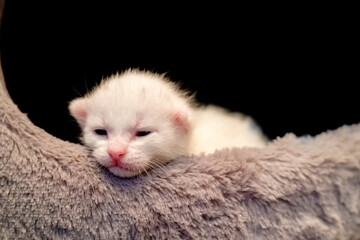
top-left (1, 7), bottom-right (360, 240)
top-left (2, 72), bottom-right (360, 240)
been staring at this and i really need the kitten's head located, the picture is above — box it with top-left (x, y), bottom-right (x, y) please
top-left (69, 70), bottom-right (192, 178)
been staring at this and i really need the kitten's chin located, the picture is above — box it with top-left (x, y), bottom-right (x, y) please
top-left (108, 166), bottom-right (142, 178)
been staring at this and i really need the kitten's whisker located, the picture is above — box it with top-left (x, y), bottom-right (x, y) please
top-left (72, 87), bottom-right (83, 98)
top-left (146, 160), bottom-right (168, 177)
top-left (142, 166), bottom-right (151, 178)
top-left (83, 72), bottom-right (89, 93)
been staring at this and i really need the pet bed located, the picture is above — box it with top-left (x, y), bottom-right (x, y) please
top-left (1, 5), bottom-right (360, 240)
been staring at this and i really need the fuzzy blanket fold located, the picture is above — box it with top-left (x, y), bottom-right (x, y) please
top-left (1, 79), bottom-right (360, 239)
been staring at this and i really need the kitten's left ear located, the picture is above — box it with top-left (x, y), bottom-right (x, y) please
top-left (174, 110), bottom-right (190, 132)
top-left (69, 98), bottom-right (87, 128)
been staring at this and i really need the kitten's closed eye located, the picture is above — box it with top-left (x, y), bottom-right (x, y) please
top-left (94, 129), bottom-right (108, 136)
top-left (94, 129), bottom-right (151, 137)
top-left (136, 131), bottom-right (151, 137)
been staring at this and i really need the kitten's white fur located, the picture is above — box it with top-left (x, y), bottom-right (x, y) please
top-left (69, 69), bottom-right (267, 178)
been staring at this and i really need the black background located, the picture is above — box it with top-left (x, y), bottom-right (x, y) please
top-left (1, 2), bottom-right (358, 143)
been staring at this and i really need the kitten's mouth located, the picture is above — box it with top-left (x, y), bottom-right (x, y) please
top-left (115, 164), bottom-right (133, 171)
top-left (107, 162), bottom-right (136, 171)
top-left (101, 158), bottom-right (144, 178)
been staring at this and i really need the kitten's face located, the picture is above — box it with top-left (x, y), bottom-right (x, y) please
top-left (69, 96), bottom-right (190, 178)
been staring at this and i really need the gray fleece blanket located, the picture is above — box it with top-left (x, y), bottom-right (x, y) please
top-left (1, 7), bottom-right (360, 240)
top-left (1, 76), bottom-right (360, 240)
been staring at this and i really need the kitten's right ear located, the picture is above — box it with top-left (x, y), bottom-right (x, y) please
top-left (69, 98), bottom-right (87, 128)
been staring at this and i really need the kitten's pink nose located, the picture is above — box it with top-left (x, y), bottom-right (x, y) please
top-left (108, 146), bottom-right (127, 164)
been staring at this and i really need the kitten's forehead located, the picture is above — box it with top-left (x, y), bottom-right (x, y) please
top-left (88, 74), bottom-right (178, 111)
top-left (86, 98), bottom-right (168, 130)
top-left (84, 70), bottom-right (191, 129)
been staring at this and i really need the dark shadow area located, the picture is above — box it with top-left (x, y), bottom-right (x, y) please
top-left (1, 1), bottom-right (358, 143)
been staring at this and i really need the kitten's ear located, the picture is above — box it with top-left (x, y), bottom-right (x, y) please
top-left (174, 110), bottom-right (190, 132)
top-left (69, 98), bottom-right (87, 128)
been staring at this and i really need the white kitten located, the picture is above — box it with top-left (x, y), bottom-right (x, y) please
top-left (69, 69), bottom-right (267, 178)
